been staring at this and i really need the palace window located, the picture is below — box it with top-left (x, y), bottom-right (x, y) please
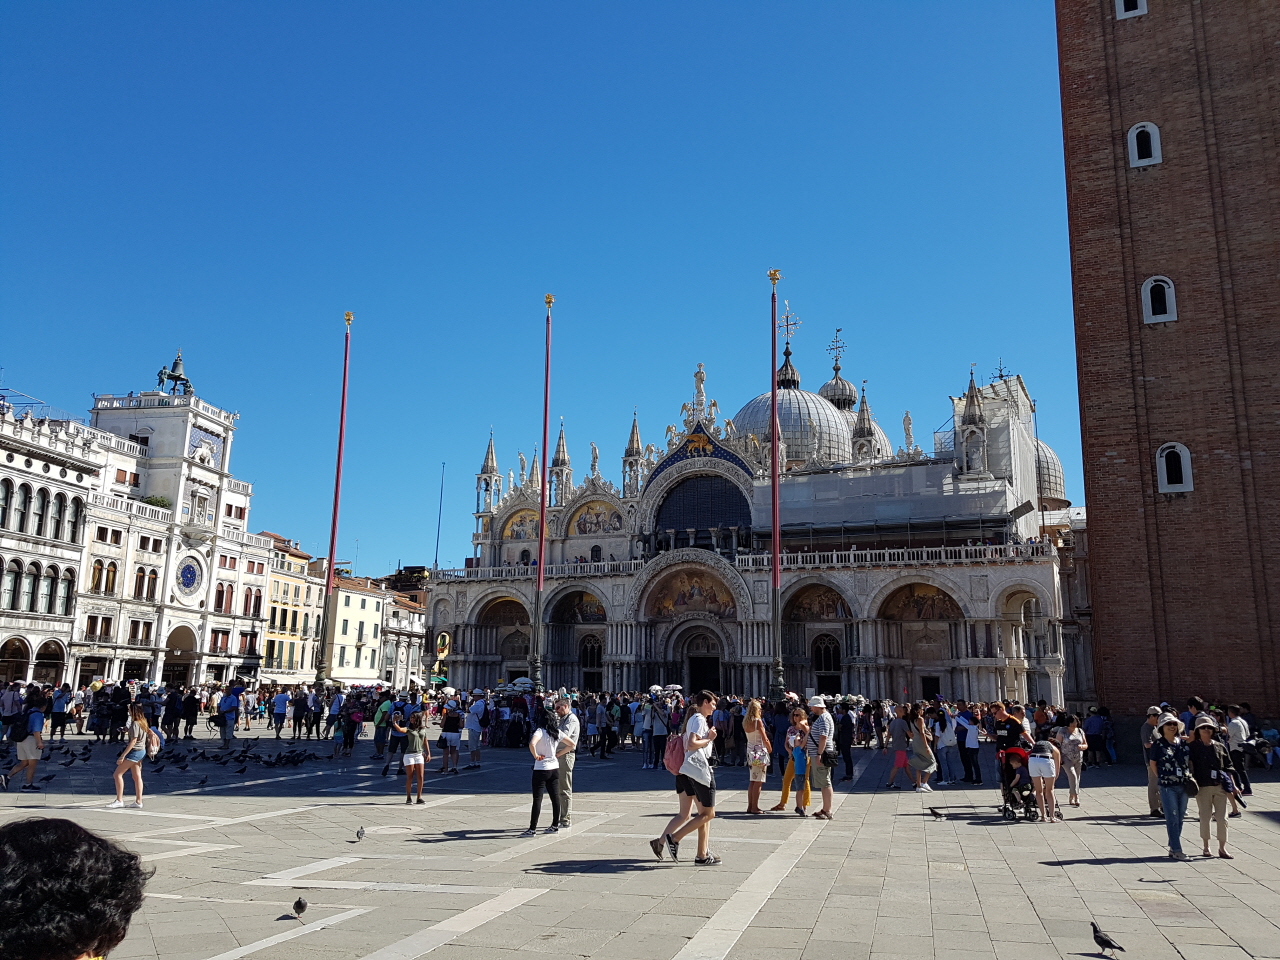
top-left (49, 494), bottom-right (64, 540)
top-left (1142, 276), bottom-right (1177, 323)
top-left (0, 479), bottom-right (10, 528)
top-left (32, 489), bottom-right (47, 536)
top-left (1157, 443), bottom-right (1193, 493)
top-left (1116, 0), bottom-right (1147, 18)
top-left (1128, 122), bottom-right (1162, 167)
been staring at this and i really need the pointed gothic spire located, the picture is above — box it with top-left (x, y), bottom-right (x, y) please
top-left (551, 421), bottom-right (570, 468)
top-left (960, 369), bottom-right (987, 426)
top-left (480, 432), bottom-right (498, 475)
top-left (852, 382), bottom-right (877, 439)
top-left (625, 412), bottom-right (643, 457)
top-left (777, 342), bottom-right (801, 390)
top-left (528, 447), bottom-right (541, 485)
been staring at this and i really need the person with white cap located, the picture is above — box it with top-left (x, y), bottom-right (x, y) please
top-left (1148, 712), bottom-right (1191, 860)
top-left (806, 696), bottom-right (837, 819)
top-left (463, 688), bottom-right (487, 770)
top-left (1140, 705), bottom-right (1165, 818)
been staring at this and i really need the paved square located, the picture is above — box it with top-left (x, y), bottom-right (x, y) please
top-left (4, 732), bottom-right (1279, 960)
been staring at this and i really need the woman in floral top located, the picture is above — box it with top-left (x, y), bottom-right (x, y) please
top-left (1055, 715), bottom-right (1086, 807)
top-left (1147, 713), bottom-right (1191, 860)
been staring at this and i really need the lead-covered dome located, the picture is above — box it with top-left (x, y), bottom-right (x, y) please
top-left (732, 345), bottom-right (854, 465)
top-left (1035, 438), bottom-right (1070, 510)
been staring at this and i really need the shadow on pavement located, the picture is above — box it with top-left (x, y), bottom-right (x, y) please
top-left (523, 858), bottom-right (660, 875)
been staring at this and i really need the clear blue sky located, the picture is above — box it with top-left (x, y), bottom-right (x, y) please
top-left (0, 2), bottom-right (1077, 574)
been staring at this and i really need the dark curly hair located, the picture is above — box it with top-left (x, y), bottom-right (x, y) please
top-left (0, 818), bottom-right (150, 960)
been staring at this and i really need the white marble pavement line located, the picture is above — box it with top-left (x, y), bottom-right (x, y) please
top-left (245, 855), bottom-right (519, 895)
top-left (131, 839), bottom-right (243, 862)
top-left (354, 888), bottom-right (547, 960)
top-left (115, 806), bottom-right (318, 840)
top-left (670, 748), bottom-right (877, 960)
top-left (198, 908), bottom-right (371, 960)
top-left (473, 812), bottom-right (620, 863)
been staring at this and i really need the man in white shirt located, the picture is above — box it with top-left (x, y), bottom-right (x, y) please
top-left (554, 697), bottom-right (581, 828)
top-left (325, 689), bottom-right (345, 739)
top-left (464, 689), bottom-right (487, 770)
top-left (1227, 705), bottom-right (1252, 796)
top-left (650, 690), bottom-right (720, 866)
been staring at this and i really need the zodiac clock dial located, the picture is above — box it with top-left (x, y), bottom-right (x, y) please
top-left (176, 557), bottom-right (203, 597)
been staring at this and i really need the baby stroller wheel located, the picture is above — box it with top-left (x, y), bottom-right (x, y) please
top-left (1002, 806), bottom-right (1017, 821)
top-left (1026, 808), bottom-right (1040, 822)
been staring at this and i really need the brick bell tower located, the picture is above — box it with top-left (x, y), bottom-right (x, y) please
top-left (1055, 0), bottom-right (1279, 712)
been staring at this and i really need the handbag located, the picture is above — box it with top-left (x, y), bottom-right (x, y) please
top-left (436, 735), bottom-right (447, 750)
top-left (747, 742), bottom-right (770, 768)
top-left (1182, 775), bottom-right (1199, 798)
top-left (821, 750), bottom-right (838, 768)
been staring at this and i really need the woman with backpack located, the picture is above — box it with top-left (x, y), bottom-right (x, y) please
top-left (110, 704), bottom-right (151, 808)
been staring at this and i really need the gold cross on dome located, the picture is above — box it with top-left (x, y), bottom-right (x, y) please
top-left (778, 300), bottom-right (801, 340)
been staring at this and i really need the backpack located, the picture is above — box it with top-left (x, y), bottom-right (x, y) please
top-left (663, 718), bottom-right (687, 775)
top-left (479, 704), bottom-right (491, 728)
top-left (9, 708), bottom-right (33, 743)
top-left (146, 727), bottom-right (164, 760)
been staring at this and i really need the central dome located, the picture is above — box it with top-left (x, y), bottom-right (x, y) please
top-left (732, 345), bottom-right (854, 465)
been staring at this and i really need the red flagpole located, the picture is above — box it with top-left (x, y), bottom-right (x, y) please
top-left (767, 271), bottom-right (785, 701)
top-left (531, 294), bottom-right (554, 692)
top-left (316, 311), bottom-right (352, 682)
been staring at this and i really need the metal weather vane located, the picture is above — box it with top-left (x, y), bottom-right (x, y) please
top-left (827, 327), bottom-right (846, 365)
top-left (778, 300), bottom-right (801, 342)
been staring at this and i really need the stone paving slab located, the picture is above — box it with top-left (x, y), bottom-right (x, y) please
top-left (3, 733), bottom-right (1280, 959)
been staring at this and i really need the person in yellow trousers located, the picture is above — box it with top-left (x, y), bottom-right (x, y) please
top-left (770, 706), bottom-right (812, 815)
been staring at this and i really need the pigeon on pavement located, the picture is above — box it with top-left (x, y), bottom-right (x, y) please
top-left (293, 897), bottom-right (308, 919)
top-left (1092, 921), bottom-right (1124, 958)
top-left (929, 808), bottom-right (945, 820)
top-left (355, 826), bottom-right (365, 842)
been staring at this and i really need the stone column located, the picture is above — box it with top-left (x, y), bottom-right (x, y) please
top-left (150, 650), bottom-right (167, 685)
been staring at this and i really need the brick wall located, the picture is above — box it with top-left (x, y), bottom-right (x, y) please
top-left (1055, 0), bottom-right (1280, 713)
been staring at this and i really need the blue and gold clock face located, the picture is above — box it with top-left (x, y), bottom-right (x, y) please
top-left (176, 557), bottom-right (203, 597)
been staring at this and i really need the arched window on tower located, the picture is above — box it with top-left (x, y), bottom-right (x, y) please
top-left (1128, 122), bottom-right (1162, 167)
top-left (90, 559), bottom-right (104, 593)
top-left (1156, 442), bottom-right (1193, 494)
top-left (215, 583), bottom-right (225, 612)
top-left (1142, 276), bottom-right (1177, 323)
top-left (22, 562), bottom-right (40, 612)
top-left (14, 485), bottom-right (30, 533)
top-left (67, 497), bottom-right (83, 543)
top-left (40, 565), bottom-right (57, 614)
top-left (59, 569), bottom-right (76, 616)
top-left (49, 493), bottom-right (65, 540)
top-left (147, 568), bottom-right (158, 601)
top-left (32, 489), bottom-right (47, 536)
top-left (105, 562), bottom-right (118, 596)
top-left (1, 559), bottom-right (19, 610)
top-left (134, 566), bottom-right (147, 599)
top-left (0, 479), bottom-right (11, 528)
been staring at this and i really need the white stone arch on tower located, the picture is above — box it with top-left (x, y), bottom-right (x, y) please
top-left (637, 458), bottom-right (754, 536)
top-left (867, 571), bottom-right (974, 620)
top-left (541, 580), bottom-right (616, 622)
top-left (779, 574), bottom-right (863, 620)
top-left (624, 547), bottom-right (755, 622)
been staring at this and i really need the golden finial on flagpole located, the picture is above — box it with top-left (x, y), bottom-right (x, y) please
top-left (344, 311), bottom-right (353, 327)
top-left (767, 269), bottom-right (782, 286)
top-left (545, 294), bottom-right (555, 309)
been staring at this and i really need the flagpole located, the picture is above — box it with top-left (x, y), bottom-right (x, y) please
top-left (767, 271), bottom-right (786, 703)
top-left (530, 294), bottom-right (554, 693)
top-left (316, 312), bottom-right (353, 683)
top-left (432, 462), bottom-right (446, 570)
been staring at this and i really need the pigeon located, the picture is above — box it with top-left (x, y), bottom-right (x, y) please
top-left (176, 763), bottom-right (190, 771)
top-left (235, 766), bottom-right (247, 775)
top-left (929, 807), bottom-right (945, 820)
top-left (1092, 922), bottom-right (1124, 958)
top-left (60, 759), bottom-right (75, 767)
top-left (152, 765), bottom-right (165, 774)
top-left (197, 775), bottom-right (209, 787)
top-left (355, 826), bottom-right (365, 842)
top-left (293, 897), bottom-right (308, 919)
top-left (39, 774), bottom-right (56, 783)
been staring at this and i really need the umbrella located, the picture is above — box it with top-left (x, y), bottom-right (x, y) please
top-left (664, 684), bottom-right (683, 692)
top-left (230, 685), bottom-right (245, 696)
top-left (648, 684), bottom-right (663, 694)
top-left (440, 686), bottom-right (457, 696)
top-left (512, 677), bottom-right (534, 688)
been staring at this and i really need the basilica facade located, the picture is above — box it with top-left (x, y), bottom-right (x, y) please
top-left (429, 342), bottom-right (1089, 708)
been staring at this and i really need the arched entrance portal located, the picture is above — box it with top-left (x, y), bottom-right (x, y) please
top-left (685, 633), bottom-right (721, 694)
top-left (162, 625), bottom-right (198, 687)
top-left (33, 641), bottom-right (65, 685)
top-left (0, 638), bottom-right (30, 684)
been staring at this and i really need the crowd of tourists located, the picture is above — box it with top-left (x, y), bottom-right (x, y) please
top-left (1, 676), bottom-right (1275, 866)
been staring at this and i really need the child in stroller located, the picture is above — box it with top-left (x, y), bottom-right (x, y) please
top-left (1000, 747), bottom-right (1039, 821)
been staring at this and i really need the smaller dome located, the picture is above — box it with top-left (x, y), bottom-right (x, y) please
top-left (1035, 439), bottom-right (1070, 510)
top-left (818, 361), bottom-right (858, 411)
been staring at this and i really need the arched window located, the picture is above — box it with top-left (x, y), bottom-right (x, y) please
top-left (32, 489), bottom-right (48, 536)
top-left (812, 635), bottom-right (841, 673)
top-left (1116, 0), bottom-right (1147, 19)
top-left (39, 565), bottom-right (57, 613)
top-left (104, 562), bottom-right (118, 596)
top-left (2, 559), bottom-right (20, 610)
top-left (302, 613), bottom-right (309, 637)
top-left (590, 545), bottom-right (602, 562)
top-left (1142, 276), bottom-right (1177, 323)
top-left (253, 588), bottom-right (262, 617)
top-left (134, 566), bottom-right (147, 598)
top-left (22, 562), bottom-right (40, 612)
top-left (14, 484), bottom-right (30, 533)
top-left (243, 587), bottom-right (253, 616)
top-left (215, 583), bottom-right (225, 612)
top-left (147, 569), bottom-right (158, 601)
top-left (519, 549), bottom-right (531, 565)
top-left (90, 559), bottom-right (104, 593)
top-left (49, 494), bottom-right (64, 540)
top-left (1128, 122), bottom-right (1162, 167)
top-left (67, 497), bottom-right (82, 543)
top-left (0, 479), bottom-right (10, 528)
top-left (1157, 442), bottom-right (1193, 493)
top-left (58, 569), bottom-right (76, 616)
top-left (580, 635), bottom-right (604, 669)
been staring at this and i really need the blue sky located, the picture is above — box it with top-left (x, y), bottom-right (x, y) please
top-left (0, 2), bottom-right (1076, 574)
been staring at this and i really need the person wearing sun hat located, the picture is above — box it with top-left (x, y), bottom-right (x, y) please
top-left (1148, 712), bottom-right (1191, 860)
top-left (1141, 705), bottom-right (1165, 818)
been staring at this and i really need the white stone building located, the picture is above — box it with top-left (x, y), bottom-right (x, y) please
top-left (428, 340), bottom-right (1086, 705)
